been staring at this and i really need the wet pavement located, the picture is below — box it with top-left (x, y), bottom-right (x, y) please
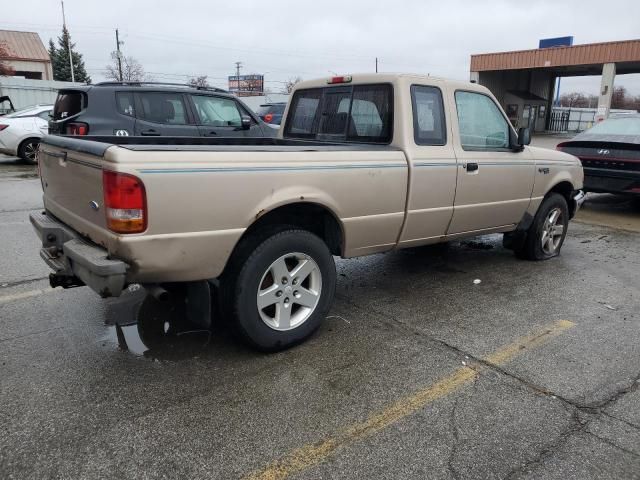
top-left (1, 154), bottom-right (639, 479)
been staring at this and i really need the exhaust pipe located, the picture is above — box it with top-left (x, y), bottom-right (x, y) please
top-left (144, 284), bottom-right (170, 302)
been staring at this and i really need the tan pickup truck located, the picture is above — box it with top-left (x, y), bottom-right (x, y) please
top-left (31, 74), bottom-right (584, 350)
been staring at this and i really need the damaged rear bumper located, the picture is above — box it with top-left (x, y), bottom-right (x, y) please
top-left (29, 211), bottom-right (128, 297)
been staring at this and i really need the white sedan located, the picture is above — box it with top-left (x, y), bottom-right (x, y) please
top-left (0, 105), bottom-right (53, 164)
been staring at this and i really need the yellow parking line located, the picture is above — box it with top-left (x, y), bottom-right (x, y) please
top-left (0, 288), bottom-right (55, 305)
top-left (244, 319), bottom-right (575, 480)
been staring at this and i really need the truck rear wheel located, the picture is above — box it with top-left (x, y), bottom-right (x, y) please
top-left (515, 193), bottom-right (569, 261)
top-left (222, 229), bottom-right (336, 351)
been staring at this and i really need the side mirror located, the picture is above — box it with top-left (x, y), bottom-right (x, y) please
top-left (517, 127), bottom-right (531, 146)
top-left (241, 115), bottom-right (251, 130)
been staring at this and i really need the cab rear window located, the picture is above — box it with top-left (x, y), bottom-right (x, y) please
top-left (284, 84), bottom-right (393, 143)
top-left (53, 91), bottom-right (86, 120)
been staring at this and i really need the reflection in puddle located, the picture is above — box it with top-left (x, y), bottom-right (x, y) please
top-left (107, 295), bottom-right (213, 361)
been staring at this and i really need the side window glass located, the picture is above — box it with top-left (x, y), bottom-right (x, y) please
top-left (455, 91), bottom-right (509, 149)
top-left (192, 95), bottom-right (242, 127)
top-left (37, 110), bottom-right (52, 120)
top-left (138, 92), bottom-right (188, 125)
top-left (116, 92), bottom-right (135, 117)
top-left (411, 85), bottom-right (446, 145)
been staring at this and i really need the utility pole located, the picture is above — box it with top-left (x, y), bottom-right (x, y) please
top-left (115, 29), bottom-right (123, 82)
top-left (234, 62), bottom-right (242, 94)
top-left (375, 57), bottom-right (378, 73)
top-left (61, 0), bottom-right (75, 82)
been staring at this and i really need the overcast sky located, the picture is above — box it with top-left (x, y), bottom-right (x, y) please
top-left (3, 0), bottom-right (640, 96)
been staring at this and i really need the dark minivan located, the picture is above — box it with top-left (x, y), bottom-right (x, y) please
top-left (49, 82), bottom-right (276, 138)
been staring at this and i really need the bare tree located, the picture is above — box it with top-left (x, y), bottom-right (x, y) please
top-left (188, 75), bottom-right (210, 88)
top-left (559, 92), bottom-right (586, 108)
top-left (285, 76), bottom-right (302, 94)
top-left (611, 86), bottom-right (629, 109)
top-left (0, 41), bottom-right (15, 76)
top-left (105, 53), bottom-right (149, 82)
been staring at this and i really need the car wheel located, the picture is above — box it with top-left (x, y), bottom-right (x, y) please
top-left (515, 193), bottom-right (569, 261)
top-left (18, 138), bottom-right (40, 165)
top-left (222, 229), bottom-right (336, 351)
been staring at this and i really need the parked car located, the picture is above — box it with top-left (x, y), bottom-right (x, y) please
top-left (32, 73), bottom-right (584, 351)
top-left (256, 102), bottom-right (286, 126)
top-left (0, 95), bottom-right (15, 115)
top-left (557, 114), bottom-right (640, 195)
top-left (48, 82), bottom-right (276, 138)
top-left (0, 104), bottom-right (52, 163)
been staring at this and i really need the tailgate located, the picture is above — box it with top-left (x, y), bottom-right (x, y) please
top-left (38, 136), bottom-right (111, 247)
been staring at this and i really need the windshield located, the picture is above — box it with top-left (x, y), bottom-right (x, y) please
top-left (5, 106), bottom-right (47, 118)
top-left (583, 116), bottom-right (640, 136)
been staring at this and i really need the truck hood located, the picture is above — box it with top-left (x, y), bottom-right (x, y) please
top-left (527, 145), bottom-right (581, 165)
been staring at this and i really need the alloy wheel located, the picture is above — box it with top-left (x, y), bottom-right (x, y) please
top-left (541, 207), bottom-right (564, 255)
top-left (256, 252), bottom-right (322, 331)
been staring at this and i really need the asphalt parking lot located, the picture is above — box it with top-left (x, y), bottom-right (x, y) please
top-left (1, 144), bottom-right (639, 479)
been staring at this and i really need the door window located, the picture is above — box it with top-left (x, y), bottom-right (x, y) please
top-left (137, 92), bottom-right (188, 125)
top-left (455, 91), bottom-right (510, 150)
top-left (37, 110), bottom-right (52, 120)
top-left (191, 95), bottom-right (242, 127)
top-left (411, 85), bottom-right (446, 145)
top-left (116, 92), bottom-right (135, 117)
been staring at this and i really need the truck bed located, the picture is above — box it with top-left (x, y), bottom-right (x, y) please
top-left (37, 133), bottom-right (409, 284)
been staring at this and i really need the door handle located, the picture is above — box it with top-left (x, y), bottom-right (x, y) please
top-left (464, 163), bottom-right (479, 172)
top-left (140, 129), bottom-right (160, 136)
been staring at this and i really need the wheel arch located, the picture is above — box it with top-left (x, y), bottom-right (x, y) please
top-left (222, 201), bottom-right (345, 277)
top-left (547, 180), bottom-right (578, 217)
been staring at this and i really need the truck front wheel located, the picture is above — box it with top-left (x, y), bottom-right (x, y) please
top-left (222, 229), bottom-right (336, 351)
top-left (515, 193), bottom-right (569, 260)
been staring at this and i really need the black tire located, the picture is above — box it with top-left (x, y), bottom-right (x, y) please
top-left (515, 193), bottom-right (569, 261)
top-left (18, 138), bottom-right (40, 165)
top-left (221, 229), bottom-right (336, 351)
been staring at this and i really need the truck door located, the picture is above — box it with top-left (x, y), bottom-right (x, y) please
top-left (398, 84), bottom-right (458, 246)
top-left (447, 90), bottom-right (534, 234)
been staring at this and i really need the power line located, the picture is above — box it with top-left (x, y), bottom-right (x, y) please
top-left (0, 21), bottom-right (374, 62)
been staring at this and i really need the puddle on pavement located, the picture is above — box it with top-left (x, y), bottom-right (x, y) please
top-left (460, 239), bottom-right (495, 250)
top-left (103, 292), bottom-right (214, 361)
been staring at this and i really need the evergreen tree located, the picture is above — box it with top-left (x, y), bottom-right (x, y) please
top-left (50, 26), bottom-right (91, 83)
top-left (47, 39), bottom-right (58, 75)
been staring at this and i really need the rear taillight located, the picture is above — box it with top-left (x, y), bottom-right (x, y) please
top-left (0, 124), bottom-right (8, 131)
top-left (66, 122), bottom-right (89, 135)
top-left (264, 113), bottom-right (273, 123)
top-left (102, 170), bottom-right (147, 233)
top-left (555, 142), bottom-right (566, 151)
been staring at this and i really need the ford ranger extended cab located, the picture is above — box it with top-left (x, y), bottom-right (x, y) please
top-left (31, 74), bottom-right (584, 351)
